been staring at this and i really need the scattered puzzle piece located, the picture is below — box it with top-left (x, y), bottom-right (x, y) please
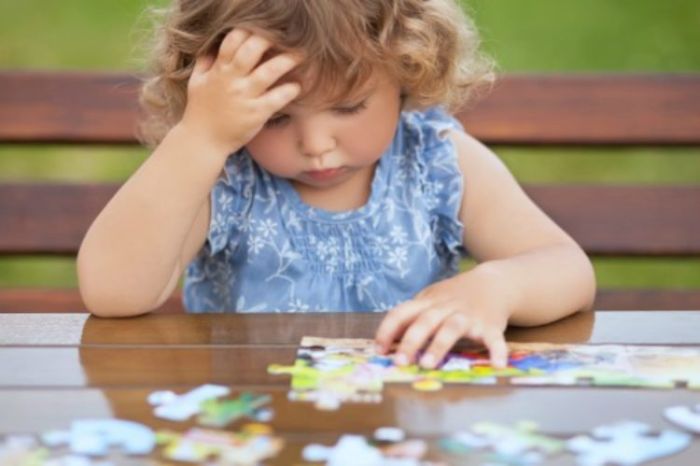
top-left (664, 404), bottom-right (700, 433)
top-left (149, 384), bottom-right (230, 422)
top-left (0, 435), bottom-right (49, 465)
top-left (303, 433), bottom-right (432, 466)
top-left (566, 421), bottom-right (691, 466)
top-left (156, 425), bottom-right (283, 465)
top-left (439, 421), bottom-right (564, 465)
top-left (198, 392), bottom-right (272, 427)
top-left (471, 421), bottom-right (565, 457)
top-left (41, 419), bottom-right (155, 456)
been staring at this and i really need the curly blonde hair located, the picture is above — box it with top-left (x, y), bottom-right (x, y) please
top-left (137, 0), bottom-right (495, 148)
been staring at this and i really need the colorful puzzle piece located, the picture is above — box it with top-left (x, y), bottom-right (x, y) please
top-left (0, 435), bottom-right (49, 465)
top-left (149, 384), bottom-right (230, 422)
top-left (41, 419), bottom-right (156, 456)
top-left (566, 421), bottom-right (691, 466)
top-left (439, 421), bottom-right (564, 465)
top-left (471, 421), bottom-right (565, 456)
top-left (198, 392), bottom-right (272, 427)
top-left (156, 425), bottom-right (283, 464)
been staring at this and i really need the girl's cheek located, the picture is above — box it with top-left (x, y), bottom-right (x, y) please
top-left (246, 132), bottom-right (299, 176)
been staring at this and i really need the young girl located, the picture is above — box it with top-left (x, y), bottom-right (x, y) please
top-left (77, 0), bottom-right (596, 370)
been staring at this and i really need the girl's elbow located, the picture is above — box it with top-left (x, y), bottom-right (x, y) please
top-left (578, 248), bottom-right (597, 312)
top-left (77, 253), bottom-right (154, 318)
top-left (79, 284), bottom-right (153, 318)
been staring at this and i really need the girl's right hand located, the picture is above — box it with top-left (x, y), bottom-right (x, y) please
top-left (179, 29), bottom-right (302, 156)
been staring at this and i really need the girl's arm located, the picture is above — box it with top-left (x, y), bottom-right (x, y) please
top-left (77, 29), bottom-right (302, 317)
top-left (454, 129), bottom-right (596, 325)
top-left (376, 129), bottom-right (596, 367)
top-left (77, 125), bottom-right (222, 317)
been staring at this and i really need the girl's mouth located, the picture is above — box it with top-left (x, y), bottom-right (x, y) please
top-left (305, 167), bottom-right (345, 182)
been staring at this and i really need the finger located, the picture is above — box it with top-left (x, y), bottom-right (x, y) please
top-left (420, 313), bottom-right (468, 369)
top-left (248, 54), bottom-right (301, 96)
top-left (191, 54), bottom-right (215, 79)
top-left (231, 34), bottom-right (273, 76)
top-left (216, 29), bottom-right (251, 66)
top-left (374, 300), bottom-right (428, 355)
top-left (464, 320), bottom-right (484, 342)
top-left (257, 82), bottom-right (302, 115)
top-left (483, 329), bottom-right (509, 369)
top-left (396, 308), bottom-right (453, 367)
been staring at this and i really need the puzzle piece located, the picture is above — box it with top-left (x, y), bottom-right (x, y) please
top-left (0, 435), bottom-right (49, 465)
top-left (156, 425), bottom-right (283, 464)
top-left (471, 421), bottom-right (565, 457)
top-left (198, 392), bottom-right (272, 427)
top-left (149, 384), bottom-right (230, 421)
top-left (41, 419), bottom-right (156, 456)
top-left (42, 454), bottom-right (115, 466)
top-left (664, 404), bottom-right (700, 434)
top-left (566, 421), bottom-right (691, 466)
top-left (303, 433), bottom-right (430, 466)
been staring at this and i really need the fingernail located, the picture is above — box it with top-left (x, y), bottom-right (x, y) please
top-left (374, 343), bottom-right (385, 354)
top-left (395, 353), bottom-right (408, 366)
top-left (419, 354), bottom-right (435, 369)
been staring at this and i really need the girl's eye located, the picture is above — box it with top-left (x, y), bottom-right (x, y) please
top-left (264, 114), bottom-right (289, 129)
top-left (334, 100), bottom-right (367, 115)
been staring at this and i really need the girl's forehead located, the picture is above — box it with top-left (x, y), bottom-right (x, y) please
top-left (284, 65), bottom-right (397, 107)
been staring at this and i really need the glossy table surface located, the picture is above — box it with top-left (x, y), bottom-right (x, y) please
top-left (1, 310), bottom-right (699, 465)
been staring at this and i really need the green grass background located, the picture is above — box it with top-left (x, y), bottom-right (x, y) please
top-left (1, 0), bottom-right (699, 289)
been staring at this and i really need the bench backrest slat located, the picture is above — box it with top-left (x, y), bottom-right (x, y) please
top-left (2, 72), bottom-right (699, 145)
top-left (1, 184), bottom-right (698, 256)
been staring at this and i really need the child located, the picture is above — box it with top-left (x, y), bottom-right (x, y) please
top-left (77, 0), bottom-right (596, 369)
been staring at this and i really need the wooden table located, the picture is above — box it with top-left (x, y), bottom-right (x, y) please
top-left (1, 310), bottom-right (699, 464)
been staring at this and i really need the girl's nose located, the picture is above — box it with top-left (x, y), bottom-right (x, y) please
top-left (296, 120), bottom-right (336, 158)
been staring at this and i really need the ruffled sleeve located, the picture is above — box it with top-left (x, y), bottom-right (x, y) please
top-left (204, 150), bottom-right (256, 256)
top-left (410, 107), bottom-right (467, 258)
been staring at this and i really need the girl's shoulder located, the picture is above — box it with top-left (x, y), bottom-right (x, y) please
top-left (393, 107), bottom-right (465, 184)
top-left (401, 106), bottom-right (464, 151)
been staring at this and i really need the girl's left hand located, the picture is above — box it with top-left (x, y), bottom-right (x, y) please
top-left (374, 265), bottom-right (513, 369)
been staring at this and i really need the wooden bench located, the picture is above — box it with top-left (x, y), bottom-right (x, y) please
top-left (1, 71), bottom-right (699, 312)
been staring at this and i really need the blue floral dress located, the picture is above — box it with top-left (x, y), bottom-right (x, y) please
top-left (183, 107), bottom-right (467, 312)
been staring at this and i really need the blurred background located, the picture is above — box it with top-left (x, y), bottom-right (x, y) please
top-left (0, 0), bottom-right (699, 292)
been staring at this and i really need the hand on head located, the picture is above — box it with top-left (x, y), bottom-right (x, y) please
top-left (374, 268), bottom-right (511, 369)
top-left (180, 29), bottom-right (302, 155)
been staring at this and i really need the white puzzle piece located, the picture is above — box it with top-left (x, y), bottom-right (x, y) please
top-left (567, 421), bottom-right (691, 466)
top-left (664, 404), bottom-right (700, 433)
top-left (42, 419), bottom-right (155, 456)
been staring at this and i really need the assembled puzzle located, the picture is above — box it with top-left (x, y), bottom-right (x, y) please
top-left (268, 337), bottom-right (700, 408)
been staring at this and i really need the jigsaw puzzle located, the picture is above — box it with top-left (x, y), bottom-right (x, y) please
top-left (268, 337), bottom-right (700, 406)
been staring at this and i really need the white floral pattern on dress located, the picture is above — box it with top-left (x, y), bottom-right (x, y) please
top-left (184, 107), bottom-right (466, 313)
